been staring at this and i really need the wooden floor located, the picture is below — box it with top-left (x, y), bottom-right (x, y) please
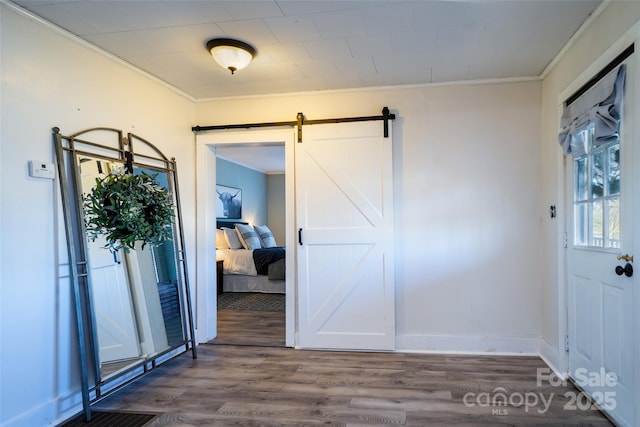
top-left (210, 309), bottom-right (286, 347)
top-left (92, 310), bottom-right (614, 426)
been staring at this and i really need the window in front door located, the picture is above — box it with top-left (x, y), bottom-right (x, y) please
top-left (573, 124), bottom-right (620, 249)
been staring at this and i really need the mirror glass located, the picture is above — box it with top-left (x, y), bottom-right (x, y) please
top-left (77, 156), bottom-right (186, 379)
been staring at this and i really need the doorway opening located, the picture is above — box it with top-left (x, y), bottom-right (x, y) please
top-left (194, 129), bottom-right (296, 348)
top-left (211, 145), bottom-right (286, 347)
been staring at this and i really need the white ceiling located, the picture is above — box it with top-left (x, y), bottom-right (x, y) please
top-left (9, 0), bottom-right (602, 173)
top-left (12, 0), bottom-right (601, 101)
top-left (216, 145), bottom-right (285, 174)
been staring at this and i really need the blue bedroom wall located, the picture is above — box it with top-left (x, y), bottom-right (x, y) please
top-left (216, 158), bottom-right (267, 226)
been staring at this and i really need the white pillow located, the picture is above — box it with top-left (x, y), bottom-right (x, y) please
top-left (216, 229), bottom-right (229, 249)
top-left (222, 227), bottom-right (243, 250)
top-left (235, 224), bottom-right (262, 250)
top-left (254, 224), bottom-right (277, 248)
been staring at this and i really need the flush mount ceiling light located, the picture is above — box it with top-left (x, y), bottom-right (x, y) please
top-left (206, 38), bottom-right (256, 75)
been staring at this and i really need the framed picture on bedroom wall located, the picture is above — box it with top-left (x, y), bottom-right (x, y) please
top-left (216, 184), bottom-right (242, 219)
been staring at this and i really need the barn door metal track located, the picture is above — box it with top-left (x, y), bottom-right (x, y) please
top-left (192, 106), bottom-right (396, 142)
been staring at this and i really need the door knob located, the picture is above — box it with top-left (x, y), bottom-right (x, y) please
top-left (617, 254), bottom-right (634, 263)
top-left (615, 263), bottom-right (633, 277)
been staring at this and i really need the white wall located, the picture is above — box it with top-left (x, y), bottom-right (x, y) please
top-left (0, 4), bottom-right (196, 426)
top-left (539, 1), bottom-right (640, 371)
top-left (196, 80), bottom-right (543, 354)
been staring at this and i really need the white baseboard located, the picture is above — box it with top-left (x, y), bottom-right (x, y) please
top-left (539, 338), bottom-right (567, 379)
top-left (396, 334), bottom-right (542, 356)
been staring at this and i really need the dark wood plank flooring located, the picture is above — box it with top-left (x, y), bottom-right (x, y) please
top-left (91, 309), bottom-right (614, 426)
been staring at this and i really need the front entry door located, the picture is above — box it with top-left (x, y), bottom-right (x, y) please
top-left (296, 121), bottom-right (395, 351)
top-left (80, 160), bottom-right (140, 363)
top-left (566, 63), bottom-right (636, 426)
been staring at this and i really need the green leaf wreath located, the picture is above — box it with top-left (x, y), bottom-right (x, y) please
top-left (83, 167), bottom-right (175, 252)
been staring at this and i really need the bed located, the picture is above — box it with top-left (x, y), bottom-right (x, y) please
top-left (216, 220), bottom-right (285, 294)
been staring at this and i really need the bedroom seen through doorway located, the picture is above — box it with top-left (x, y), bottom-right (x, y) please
top-left (210, 144), bottom-right (286, 347)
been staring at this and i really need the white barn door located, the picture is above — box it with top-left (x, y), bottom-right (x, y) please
top-left (296, 121), bottom-right (395, 350)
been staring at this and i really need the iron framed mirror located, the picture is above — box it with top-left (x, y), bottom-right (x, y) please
top-left (53, 127), bottom-right (196, 421)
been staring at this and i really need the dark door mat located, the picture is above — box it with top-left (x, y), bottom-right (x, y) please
top-left (217, 292), bottom-right (285, 311)
top-left (59, 411), bottom-right (157, 427)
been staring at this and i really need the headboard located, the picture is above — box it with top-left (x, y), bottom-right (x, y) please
top-left (216, 220), bottom-right (248, 229)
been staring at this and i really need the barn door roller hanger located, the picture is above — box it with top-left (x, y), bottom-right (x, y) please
top-left (191, 107), bottom-right (396, 143)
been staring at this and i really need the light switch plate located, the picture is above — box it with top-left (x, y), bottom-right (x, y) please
top-left (29, 161), bottom-right (55, 179)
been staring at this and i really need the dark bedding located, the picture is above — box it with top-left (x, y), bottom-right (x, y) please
top-left (253, 247), bottom-right (285, 275)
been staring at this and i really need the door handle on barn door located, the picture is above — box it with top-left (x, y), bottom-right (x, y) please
top-left (615, 263), bottom-right (633, 277)
top-left (298, 228), bottom-right (303, 245)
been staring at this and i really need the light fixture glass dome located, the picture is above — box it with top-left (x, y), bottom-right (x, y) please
top-left (206, 38), bottom-right (256, 75)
